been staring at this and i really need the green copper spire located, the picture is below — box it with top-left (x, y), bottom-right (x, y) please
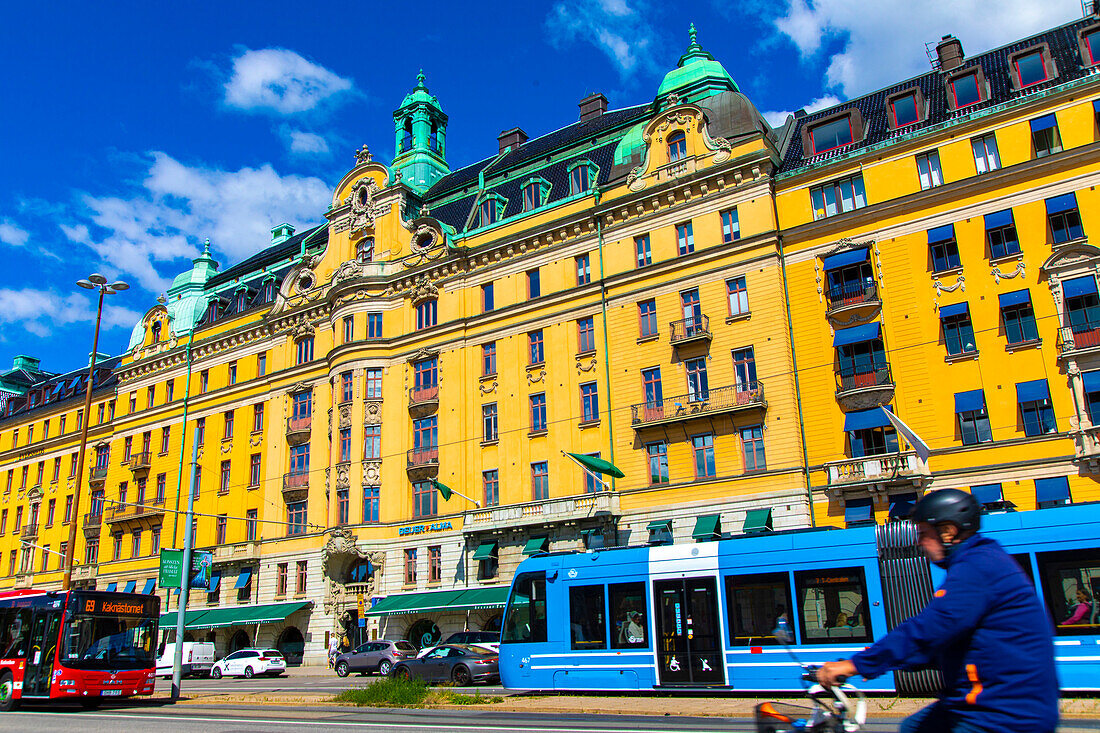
top-left (677, 23), bottom-right (714, 66)
top-left (392, 71), bottom-right (450, 193)
top-left (657, 24), bottom-right (737, 106)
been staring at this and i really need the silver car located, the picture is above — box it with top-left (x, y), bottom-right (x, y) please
top-left (334, 640), bottom-right (417, 677)
top-left (392, 643), bottom-right (499, 685)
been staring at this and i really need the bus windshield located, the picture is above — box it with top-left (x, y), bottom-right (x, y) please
top-left (61, 596), bottom-right (158, 670)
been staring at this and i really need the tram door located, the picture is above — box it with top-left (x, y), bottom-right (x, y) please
top-left (23, 609), bottom-right (62, 697)
top-left (654, 577), bottom-right (725, 686)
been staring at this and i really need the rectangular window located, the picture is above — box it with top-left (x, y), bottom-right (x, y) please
top-left (155, 473), bottom-right (165, 502)
top-left (642, 367), bottom-right (663, 409)
top-left (638, 299), bottom-right (658, 338)
top-left (165, 381), bottom-right (174, 403)
top-left (930, 235), bottom-right (961, 273)
top-left (569, 585), bottom-right (607, 649)
top-left (575, 254), bottom-right (591, 285)
top-left (810, 174), bottom-right (867, 220)
top-left (726, 573), bottom-right (794, 647)
top-left (530, 393), bottom-right (547, 433)
top-left (916, 150), bottom-right (943, 190)
top-left (692, 434), bottom-right (716, 478)
top-left (726, 277), bottom-right (749, 317)
top-left (986, 210), bottom-right (1021, 259)
top-left (364, 367), bottom-right (383, 399)
top-left (732, 347), bottom-right (757, 392)
top-left (228, 362), bottom-right (237, 386)
top-left (482, 342), bottom-right (496, 376)
top-left (223, 410), bottom-right (234, 440)
top-left (483, 469), bottom-right (499, 507)
top-left (635, 234), bottom-right (652, 267)
top-left (132, 530), bottom-right (142, 558)
top-left (890, 92), bottom-right (919, 127)
top-left (527, 269), bottom-right (541, 299)
top-left (482, 403), bottom-right (498, 443)
top-left (580, 382), bottom-right (599, 423)
top-left (951, 72), bottom-right (981, 108)
top-left (428, 545), bottom-right (442, 583)
top-left (363, 486), bottom-right (379, 523)
top-left (257, 352), bottom-right (267, 377)
top-left (124, 436), bottom-right (133, 461)
top-left (569, 165), bottom-right (590, 195)
top-left (676, 222), bottom-right (694, 255)
top-left (64, 495), bottom-right (73, 523)
top-left (46, 499), bottom-right (55, 527)
top-left (1085, 27), bottom-right (1100, 65)
top-left (146, 384), bottom-right (156, 407)
top-left (577, 316), bottom-right (595, 353)
top-left (958, 402), bottom-right (993, 446)
top-left (342, 316), bottom-right (354, 343)
top-left (276, 563), bottom-right (288, 596)
top-left (646, 442), bottom-right (669, 485)
top-left (150, 527), bottom-right (160, 555)
top-left (1002, 299), bottom-right (1039, 345)
top-left (339, 428), bottom-right (351, 462)
top-left (337, 489), bottom-right (349, 525)
top-left (413, 416), bottom-right (437, 452)
top-left (1031, 114), bottom-right (1062, 158)
top-left (253, 403), bottom-right (264, 432)
top-left (160, 426), bottom-right (170, 454)
top-left (295, 561), bottom-right (307, 594)
top-left (367, 312), bottom-right (383, 339)
top-left (52, 458), bottom-right (60, 482)
top-left (363, 425), bottom-right (381, 459)
top-left (1048, 194), bottom-right (1085, 245)
top-left (720, 208), bottom-right (740, 243)
top-left (942, 308), bottom-right (977, 356)
top-left (481, 282), bottom-right (495, 312)
top-left (415, 299), bottom-right (438, 330)
top-left (686, 357), bottom-right (709, 402)
top-left (809, 116), bottom-right (853, 154)
top-left (794, 568), bottom-right (873, 644)
top-left (1036, 548), bottom-right (1100, 635)
top-left (741, 425), bottom-right (766, 472)
top-left (296, 337), bottom-right (314, 364)
top-left (413, 481), bottom-right (436, 518)
top-left (286, 500), bottom-right (307, 536)
top-left (528, 329), bottom-right (544, 365)
top-left (341, 371), bottom-right (353, 403)
top-left (1018, 380), bottom-right (1056, 437)
top-left (215, 514), bottom-right (227, 545)
top-left (404, 549), bottom-right (417, 585)
top-left (219, 460), bottom-right (231, 494)
top-left (1015, 49), bottom-right (1048, 87)
top-left (972, 133), bottom-right (1001, 174)
top-left (531, 461), bottom-right (549, 501)
top-left (523, 182), bottom-right (540, 211)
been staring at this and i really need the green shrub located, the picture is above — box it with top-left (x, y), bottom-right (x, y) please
top-left (333, 676), bottom-right (429, 707)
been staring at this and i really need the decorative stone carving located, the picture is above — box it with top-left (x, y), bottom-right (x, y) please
top-left (338, 404), bottom-right (351, 429)
top-left (362, 460), bottom-right (381, 486)
top-left (991, 258), bottom-right (1026, 284)
top-left (364, 402), bottom-right (382, 424)
top-left (335, 463), bottom-right (350, 490)
top-left (349, 178), bottom-right (379, 235)
top-left (321, 527), bottom-right (385, 617)
top-left (479, 380), bottom-right (498, 395)
top-left (291, 320), bottom-right (315, 340)
top-left (527, 368), bottom-right (547, 385)
top-left (249, 433), bottom-right (262, 447)
top-left (354, 144), bottom-right (372, 166)
top-left (406, 274), bottom-right (439, 304)
top-left (576, 356), bottom-right (597, 373)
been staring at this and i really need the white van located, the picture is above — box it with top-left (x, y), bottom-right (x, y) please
top-left (156, 641), bottom-right (216, 678)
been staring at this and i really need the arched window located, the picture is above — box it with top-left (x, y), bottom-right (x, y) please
top-left (150, 321), bottom-right (162, 342)
top-left (295, 336), bottom-right (314, 365)
top-left (356, 237), bottom-right (374, 263)
top-left (402, 119), bottom-right (413, 153)
top-left (429, 121), bottom-right (439, 153)
top-left (667, 131), bottom-right (687, 162)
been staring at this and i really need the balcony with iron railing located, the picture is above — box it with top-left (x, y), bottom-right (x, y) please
top-left (283, 470), bottom-right (309, 493)
top-left (89, 464), bottom-right (109, 484)
top-left (286, 414), bottom-right (312, 442)
top-left (408, 384), bottom-right (439, 417)
top-left (20, 523), bottom-right (37, 540)
top-left (105, 499), bottom-right (164, 524)
top-left (825, 280), bottom-right (880, 317)
top-left (669, 315), bottom-right (711, 346)
top-left (835, 364), bottom-right (895, 408)
top-left (129, 451), bottom-right (151, 472)
top-left (824, 450), bottom-right (930, 488)
top-left (407, 447), bottom-right (439, 478)
top-left (631, 382), bottom-right (766, 428)
top-left (83, 511), bottom-right (103, 536)
top-left (1058, 316), bottom-right (1100, 356)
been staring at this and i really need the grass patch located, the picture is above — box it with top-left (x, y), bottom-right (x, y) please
top-left (333, 677), bottom-right (430, 707)
top-left (438, 690), bottom-right (505, 705)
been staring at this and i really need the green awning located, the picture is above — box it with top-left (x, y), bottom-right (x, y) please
top-left (158, 609), bottom-right (209, 629)
top-left (692, 514), bottom-right (722, 541)
top-left (522, 536), bottom-right (549, 555)
top-left (566, 452), bottom-right (625, 478)
top-left (455, 586), bottom-right (509, 610)
top-left (472, 541), bottom-right (497, 561)
top-left (646, 520), bottom-right (672, 532)
top-left (235, 601), bottom-right (311, 625)
top-left (744, 508), bottom-right (773, 534)
top-left (161, 601), bottom-right (311, 630)
top-left (365, 589), bottom-right (466, 617)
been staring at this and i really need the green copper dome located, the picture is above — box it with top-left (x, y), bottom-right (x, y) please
top-left (656, 24), bottom-right (738, 106)
top-left (399, 70), bottom-right (442, 112)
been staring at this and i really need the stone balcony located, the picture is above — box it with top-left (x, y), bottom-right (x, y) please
top-left (105, 498), bottom-right (165, 525)
top-left (824, 451), bottom-right (930, 490)
top-left (213, 540), bottom-right (261, 564)
top-left (20, 523), bottom-right (37, 540)
top-left (464, 491), bottom-right (620, 533)
top-left (631, 382), bottom-right (765, 429)
top-left (13, 573), bottom-right (33, 589)
top-left (1057, 325), bottom-right (1100, 359)
top-left (835, 365), bottom-right (895, 410)
top-left (408, 385), bottom-right (439, 417)
top-left (406, 447), bottom-right (439, 480)
top-left (286, 415), bottom-right (311, 443)
top-left (72, 564), bottom-right (98, 581)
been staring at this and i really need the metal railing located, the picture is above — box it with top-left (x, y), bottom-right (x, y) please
top-left (407, 447), bottom-right (439, 468)
top-left (83, 511), bottom-right (103, 528)
top-left (286, 415), bottom-right (312, 434)
top-left (836, 364), bottom-right (893, 394)
top-left (409, 385), bottom-right (439, 406)
top-left (89, 465), bottom-right (108, 482)
top-left (1058, 317), bottom-right (1100, 353)
top-left (129, 451), bottom-right (151, 470)
top-left (826, 280), bottom-right (879, 310)
top-left (669, 315), bottom-right (711, 344)
top-left (630, 382), bottom-right (765, 426)
top-left (283, 471), bottom-right (309, 490)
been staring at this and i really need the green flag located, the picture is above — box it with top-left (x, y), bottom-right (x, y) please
top-left (431, 478), bottom-right (453, 500)
top-left (566, 452), bottom-right (625, 478)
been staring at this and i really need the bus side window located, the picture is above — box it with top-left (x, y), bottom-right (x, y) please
top-left (724, 572), bottom-right (793, 646)
top-left (793, 568), bottom-right (873, 644)
top-left (1036, 548), bottom-right (1100, 634)
top-left (502, 572), bottom-right (547, 643)
top-left (569, 585), bottom-right (607, 650)
top-left (609, 582), bottom-right (648, 649)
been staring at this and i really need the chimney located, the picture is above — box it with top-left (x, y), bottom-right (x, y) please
top-left (271, 222), bottom-right (295, 244)
top-left (579, 93), bottom-right (608, 121)
top-left (497, 127), bottom-right (528, 154)
top-left (12, 355), bottom-right (40, 372)
top-left (936, 34), bottom-right (965, 71)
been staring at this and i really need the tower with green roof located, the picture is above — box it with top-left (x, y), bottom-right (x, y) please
top-left (392, 71), bottom-right (450, 193)
top-left (656, 24), bottom-right (739, 106)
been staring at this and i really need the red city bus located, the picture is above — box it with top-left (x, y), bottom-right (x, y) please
top-left (0, 588), bottom-right (159, 711)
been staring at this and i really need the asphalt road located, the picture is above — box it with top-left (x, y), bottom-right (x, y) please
top-left (157, 673), bottom-right (505, 697)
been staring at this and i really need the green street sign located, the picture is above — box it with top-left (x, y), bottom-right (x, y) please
top-left (159, 549), bottom-right (184, 588)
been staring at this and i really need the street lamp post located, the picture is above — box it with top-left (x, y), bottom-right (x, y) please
top-left (61, 273), bottom-right (129, 590)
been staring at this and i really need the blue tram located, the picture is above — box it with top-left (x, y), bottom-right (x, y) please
top-left (498, 502), bottom-right (1100, 692)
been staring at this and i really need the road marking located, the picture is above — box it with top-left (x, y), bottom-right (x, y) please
top-left (7, 711), bottom-right (739, 732)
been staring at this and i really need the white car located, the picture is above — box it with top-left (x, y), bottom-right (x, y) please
top-left (211, 648), bottom-right (286, 678)
top-left (156, 641), bottom-right (215, 678)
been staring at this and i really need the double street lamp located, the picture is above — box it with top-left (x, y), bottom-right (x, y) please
top-left (62, 274), bottom-right (129, 590)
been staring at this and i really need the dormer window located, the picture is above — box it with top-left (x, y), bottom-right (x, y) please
top-left (809, 116), bottom-right (853, 154)
top-left (479, 198), bottom-right (498, 227)
top-left (569, 165), bottom-right (589, 195)
top-left (949, 72), bottom-right (981, 109)
top-left (667, 131), bottom-right (686, 162)
top-left (1083, 26), bottom-right (1100, 65)
top-left (890, 92), bottom-right (920, 128)
top-left (151, 321), bottom-right (162, 342)
top-left (1014, 49), bottom-right (1047, 88)
top-left (234, 290), bottom-right (247, 312)
top-left (523, 183), bottom-right (540, 211)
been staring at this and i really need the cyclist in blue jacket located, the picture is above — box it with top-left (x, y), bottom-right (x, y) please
top-left (818, 488), bottom-right (1058, 733)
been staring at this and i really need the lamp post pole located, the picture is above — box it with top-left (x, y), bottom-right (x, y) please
top-left (62, 274), bottom-right (129, 590)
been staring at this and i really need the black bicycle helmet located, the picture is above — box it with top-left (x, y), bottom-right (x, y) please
top-left (910, 488), bottom-right (981, 532)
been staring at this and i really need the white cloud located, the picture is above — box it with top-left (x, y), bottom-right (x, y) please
top-left (285, 129), bottom-right (331, 156)
top-left (224, 48), bottom-right (353, 115)
top-left (0, 288), bottom-right (140, 339)
top-left (762, 94), bottom-right (842, 128)
top-left (0, 219), bottom-right (29, 247)
top-left (61, 152), bottom-right (331, 293)
top-left (546, 0), bottom-right (655, 75)
top-left (772, 0), bottom-right (1080, 97)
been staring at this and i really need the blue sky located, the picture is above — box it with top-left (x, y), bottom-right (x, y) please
top-left (0, 0), bottom-right (1082, 376)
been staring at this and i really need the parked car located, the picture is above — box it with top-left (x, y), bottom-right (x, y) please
top-left (211, 648), bottom-right (286, 678)
top-left (334, 640), bottom-right (417, 677)
top-left (416, 630), bottom-right (500, 658)
top-left (155, 641), bottom-right (215, 678)
top-left (392, 643), bottom-right (499, 685)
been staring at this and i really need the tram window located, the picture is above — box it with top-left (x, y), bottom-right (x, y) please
top-left (1037, 548), bottom-right (1100, 635)
top-left (609, 582), bottom-right (648, 648)
top-left (569, 585), bottom-right (607, 649)
top-left (793, 568), bottom-right (873, 644)
top-left (0, 607), bottom-right (32, 657)
top-left (725, 572), bottom-right (793, 646)
top-left (502, 572), bottom-right (547, 643)
top-left (1011, 553), bottom-right (1035, 586)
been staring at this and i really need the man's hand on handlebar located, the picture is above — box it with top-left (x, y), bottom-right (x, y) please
top-left (816, 659), bottom-right (858, 689)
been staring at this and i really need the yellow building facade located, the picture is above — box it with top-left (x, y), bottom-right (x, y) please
top-left (1, 17), bottom-right (1098, 664)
